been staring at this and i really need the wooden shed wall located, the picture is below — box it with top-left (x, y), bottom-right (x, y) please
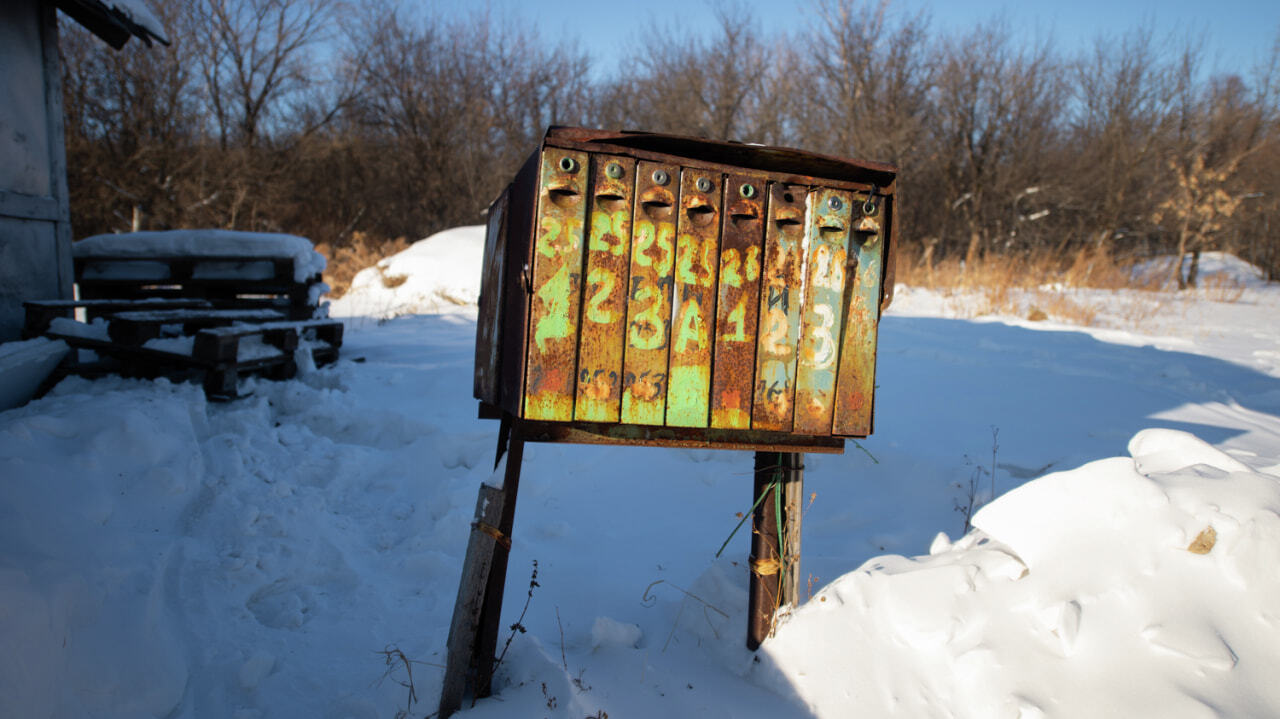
top-left (0, 0), bottom-right (74, 342)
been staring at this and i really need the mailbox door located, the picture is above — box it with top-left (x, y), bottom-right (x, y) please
top-left (751, 183), bottom-right (808, 432)
top-left (666, 169), bottom-right (722, 428)
top-left (793, 188), bottom-right (853, 436)
top-left (832, 192), bottom-right (887, 436)
top-left (574, 154), bottom-right (636, 422)
top-left (523, 149), bottom-right (589, 421)
top-left (710, 173), bottom-right (766, 429)
top-left (620, 161), bottom-right (678, 425)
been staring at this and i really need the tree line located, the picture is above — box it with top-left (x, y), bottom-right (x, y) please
top-left (60, 0), bottom-right (1280, 283)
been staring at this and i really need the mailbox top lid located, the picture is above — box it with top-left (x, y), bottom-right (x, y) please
top-left (543, 126), bottom-right (898, 193)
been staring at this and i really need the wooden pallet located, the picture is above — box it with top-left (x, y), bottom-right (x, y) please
top-left (74, 254), bottom-right (323, 320)
top-left (105, 308), bottom-right (288, 345)
top-left (194, 320), bottom-right (343, 398)
top-left (44, 318), bottom-right (343, 400)
top-left (22, 298), bottom-right (215, 339)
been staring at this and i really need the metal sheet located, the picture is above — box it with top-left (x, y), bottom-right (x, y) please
top-left (793, 188), bottom-right (852, 435)
top-left (515, 419), bottom-right (846, 454)
top-left (573, 154), bottom-right (636, 422)
top-left (710, 173), bottom-right (765, 429)
top-left (832, 193), bottom-right (886, 436)
top-left (523, 149), bottom-right (589, 421)
top-left (620, 161), bottom-right (678, 425)
top-left (751, 183), bottom-right (808, 431)
top-left (666, 169), bottom-right (722, 428)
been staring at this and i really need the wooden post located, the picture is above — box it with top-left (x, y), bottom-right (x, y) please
top-left (747, 451), bottom-right (804, 650)
top-left (782, 452), bottom-right (805, 605)
top-left (438, 420), bottom-right (526, 718)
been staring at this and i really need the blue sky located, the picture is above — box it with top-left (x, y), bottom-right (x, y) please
top-left (441, 0), bottom-right (1278, 80)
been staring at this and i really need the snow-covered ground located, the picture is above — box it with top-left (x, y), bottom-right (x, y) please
top-left (3, 227), bottom-right (1279, 718)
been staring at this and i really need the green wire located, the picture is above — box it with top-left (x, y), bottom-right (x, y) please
top-left (715, 476), bottom-right (777, 558)
top-left (716, 452), bottom-right (793, 609)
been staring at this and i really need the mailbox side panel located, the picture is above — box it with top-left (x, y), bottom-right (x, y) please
top-left (497, 151), bottom-right (541, 416)
top-left (474, 186), bottom-right (510, 405)
top-left (523, 149), bottom-right (590, 421)
top-left (574, 154), bottom-right (636, 422)
top-left (710, 172), bottom-right (765, 429)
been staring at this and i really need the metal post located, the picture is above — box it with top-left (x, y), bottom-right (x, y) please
top-left (748, 451), bottom-right (804, 650)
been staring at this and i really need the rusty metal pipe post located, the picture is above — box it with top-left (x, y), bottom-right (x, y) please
top-left (748, 451), bottom-right (803, 649)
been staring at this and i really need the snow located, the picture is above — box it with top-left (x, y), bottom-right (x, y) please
top-left (1133, 251), bottom-right (1271, 290)
top-left (106, 0), bottom-right (169, 44)
top-left (329, 226), bottom-right (486, 319)
top-left (3, 229), bottom-right (1280, 719)
top-left (0, 337), bottom-right (68, 411)
top-left (75, 230), bottom-right (326, 283)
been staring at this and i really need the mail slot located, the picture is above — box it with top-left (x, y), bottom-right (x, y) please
top-left (474, 127), bottom-right (898, 450)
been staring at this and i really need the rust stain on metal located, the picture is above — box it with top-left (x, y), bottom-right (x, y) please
top-left (710, 173), bottom-right (765, 429)
top-left (574, 154), bottom-right (636, 422)
top-left (832, 193), bottom-right (886, 436)
top-left (794, 188), bottom-right (852, 435)
top-left (523, 150), bottom-right (589, 421)
top-left (751, 183), bottom-right (808, 432)
top-left (666, 169), bottom-right (722, 428)
top-left (620, 161), bottom-right (678, 425)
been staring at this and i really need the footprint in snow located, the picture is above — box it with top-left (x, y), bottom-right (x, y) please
top-left (246, 579), bottom-right (314, 629)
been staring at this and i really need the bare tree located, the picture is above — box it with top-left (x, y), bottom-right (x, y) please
top-left (926, 20), bottom-right (1065, 262)
top-left (61, 1), bottom-right (201, 234)
top-left (793, 0), bottom-right (933, 165)
top-left (191, 0), bottom-right (341, 149)
top-left (1067, 26), bottom-right (1183, 253)
top-left (599, 1), bottom-right (783, 144)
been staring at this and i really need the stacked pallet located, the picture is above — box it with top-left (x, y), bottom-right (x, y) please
top-left (24, 231), bottom-right (342, 399)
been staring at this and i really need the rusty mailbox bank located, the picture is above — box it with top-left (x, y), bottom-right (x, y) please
top-left (442, 127), bottom-right (897, 715)
top-left (474, 126), bottom-right (897, 446)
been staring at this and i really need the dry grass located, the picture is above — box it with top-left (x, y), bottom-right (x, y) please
top-left (895, 244), bottom-right (1183, 327)
top-left (314, 232), bottom-right (411, 298)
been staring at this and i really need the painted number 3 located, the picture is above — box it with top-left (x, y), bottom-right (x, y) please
top-left (810, 304), bottom-right (837, 369)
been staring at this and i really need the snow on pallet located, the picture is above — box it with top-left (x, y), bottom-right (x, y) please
top-left (73, 230), bottom-right (328, 320)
